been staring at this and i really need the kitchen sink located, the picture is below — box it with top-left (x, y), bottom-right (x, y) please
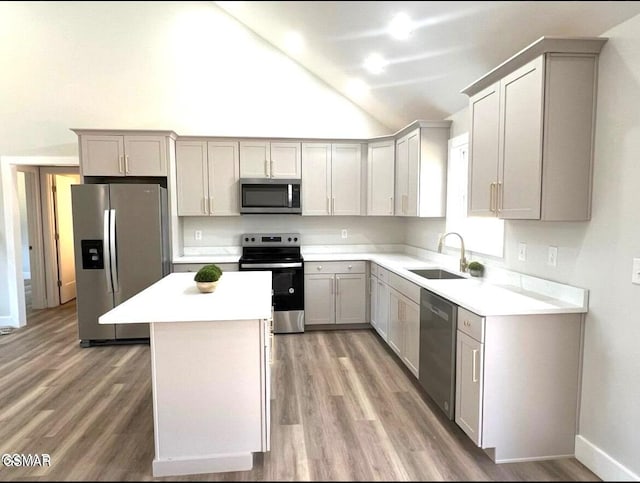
top-left (408, 268), bottom-right (465, 280)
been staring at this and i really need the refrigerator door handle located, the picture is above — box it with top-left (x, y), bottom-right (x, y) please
top-left (110, 208), bottom-right (119, 293)
top-left (103, 209), bottom-right (113, 293)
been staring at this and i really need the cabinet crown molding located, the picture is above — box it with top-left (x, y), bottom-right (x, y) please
top-left (461, 36), bottom-right (608, 97)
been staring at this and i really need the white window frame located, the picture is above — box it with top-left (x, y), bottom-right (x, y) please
top-left (444, 133), bottom-right (504, 258)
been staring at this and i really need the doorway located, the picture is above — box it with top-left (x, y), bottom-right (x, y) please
top-left (40, 168), bottom-right (80, 307)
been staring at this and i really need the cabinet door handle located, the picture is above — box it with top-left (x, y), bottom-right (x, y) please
top-left (270, 160), bottom-right (274, 178)
top-left (202, 197), bottom-right (207, 214)
top-left (389, 196), bottom-right (393, 214)
top-left (472, 349), bottom-right (479, 383)
top-left (125, 155), bottom-right (130, 174)
top-left (327, 197), bottom-right (330, 214)
top-left (264, 159), bottom-right (269, 177)
top-left (317, 265), bottom-right (322, 271)
top-left (332, 197), bottom-right (335, 214)
top-left (489, 183), bottom-right (496, 213)
top-left (336, 277), bottom-right (340, 295)
top-left (497, 182), bottom-right (503, 212)
top-left (209, 196), bottom-right (214, 214)
top-left (118, 155), bottom-right (124, 173)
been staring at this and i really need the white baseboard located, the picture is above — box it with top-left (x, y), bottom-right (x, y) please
top-left (0, 315), bottom-right (18, 329)
top-left (575, 435), bottom-right (639, 481)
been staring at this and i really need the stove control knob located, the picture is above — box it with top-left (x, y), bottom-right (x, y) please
top-left (251, 237), bottom-right (255, 242)
top-left (244, 237), bottom-right (249, 242)
top-left (289, 288), bottom-right (294, 294)
top-left (294, 237), bottom-right (298, 242)
top-left (288, 237), bottom-right (292, 242)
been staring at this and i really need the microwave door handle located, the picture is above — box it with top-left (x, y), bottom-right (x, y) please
top-left (288, 184), bottom-right (292, 208)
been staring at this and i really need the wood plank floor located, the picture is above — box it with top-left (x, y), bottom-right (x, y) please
top-left (0, 302), bottom-right (599, 481)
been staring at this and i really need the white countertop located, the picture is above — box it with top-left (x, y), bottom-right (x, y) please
top-left (99, 272), bottom-right (272, 324)
top-left (172, 250), bottom-right (587, 317)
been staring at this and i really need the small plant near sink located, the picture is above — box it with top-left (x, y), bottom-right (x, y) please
top-left (468, 261), bottom-right (484, 277)
top-left (194, 264), bottom-right (222, 293)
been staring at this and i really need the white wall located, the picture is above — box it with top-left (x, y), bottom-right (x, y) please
top-left (0, 1), bottom-right (387, 324)
top-left (183, 216), bottom-right (406, 248)
top-left (0, 1), bottom-right (387, 157)
top-left (407, 16), bottom-right (640, 478)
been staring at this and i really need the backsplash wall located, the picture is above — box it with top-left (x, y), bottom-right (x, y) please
top-left (182, 216), bottom-right (407, 248)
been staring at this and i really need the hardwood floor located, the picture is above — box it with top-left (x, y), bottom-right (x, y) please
top-left (0, 302), bottom-right (599, 481)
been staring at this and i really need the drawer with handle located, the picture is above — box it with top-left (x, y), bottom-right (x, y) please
top-left (457, 307), bottom-right (485, 342)
top-left (304, 261), bottom-right (366, 274)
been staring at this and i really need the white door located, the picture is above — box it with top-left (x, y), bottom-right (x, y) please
top-left (331, 144), bottom-right (362, 215)
top-left (123, 135), bottom-right (167, 176)
top-left (367, 141), bottom-right (395, 216)
top-left (387, 288), bottom-right (403, 356)
top-left (395, 136), bottom-right (408, 215)
top-left (302, 143), bottom-right (331, 215)
top-left (335, 273), bottom-right (366, 324)
top-left (402, 298), bottom-right (420, 377)
top-left (240, 141), bottom-right (270, 178)
top-left (455, 331), bottom-right (484, 446)
top-left (54, 174), bottom-right (81, 304)
top-left (304, 274), bottom-right (335, 325)
top-left (208, 141), bottom-right (240, 215)
top-left (270, 142), bottom-right (301, 178)
top-left (176, 141), bottom-right (209, 216)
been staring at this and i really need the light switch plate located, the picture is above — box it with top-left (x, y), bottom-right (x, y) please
top-left (633, 258), bottom-right (640, 285)
top-left (548, 246), bottom-right (558, 267)
top-left (195, 230), bottom-right (202, 241)
top-left (518, 242), bottom-right (527, 262)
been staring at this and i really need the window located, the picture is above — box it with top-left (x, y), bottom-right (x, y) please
top-left (445, 133), bottom-right (504, 258)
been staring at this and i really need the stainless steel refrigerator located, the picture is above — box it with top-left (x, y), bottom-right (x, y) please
top-left (71, 184), bottom-right (170, 346)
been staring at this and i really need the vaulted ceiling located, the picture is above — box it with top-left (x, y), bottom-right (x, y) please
top-left (216, 1), bottom-right (640, 130)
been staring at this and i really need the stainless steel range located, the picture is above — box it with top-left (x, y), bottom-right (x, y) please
top-left (239, 233), bottom-right (304, 334)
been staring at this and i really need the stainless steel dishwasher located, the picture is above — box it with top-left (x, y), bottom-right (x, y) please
top-left (418, 289), bottom-right (457, 420)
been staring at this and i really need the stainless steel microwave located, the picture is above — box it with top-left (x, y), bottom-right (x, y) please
top-left (240, 178), bottom-right (302, 214)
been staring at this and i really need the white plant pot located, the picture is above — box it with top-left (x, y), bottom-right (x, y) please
top-left (196, 280), bottom-right (219, 293)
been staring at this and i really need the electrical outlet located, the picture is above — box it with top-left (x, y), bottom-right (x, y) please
top-left (341, 229), bottom-right (348, 239)
top-left (632, 258), bottom-right (640, 285)
top-left (548, 246), bottom-right (558, 267)
top-left (194, 230), bottom-right (202, 241)
top-left (518, 242), bottom-right (527, 262)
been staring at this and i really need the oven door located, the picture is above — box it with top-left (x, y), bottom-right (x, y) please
top-left (239, 262), bottom-right (305, 333)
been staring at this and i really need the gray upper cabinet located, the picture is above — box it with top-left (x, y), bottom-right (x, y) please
top-left (367, 140), bottom-right (395, 216)
top-left (239, 141), bottom-right (301, 179)
top-left (302, 143), bottom-right (362, 216)
top-left (394, 123), bottom-right (450, 217)
top-left (176, 140), bottom-right (239, 216)
top-left (463, 37), bottom-right (607, 221)
top-left (79, 134), bottom-right (168, 177)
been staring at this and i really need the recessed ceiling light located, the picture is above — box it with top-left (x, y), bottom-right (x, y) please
top-left (345, 78), bottom-right (370, 100)
top-left (363, 53), bottom-right (388, 75)
top-left (283, 31), bottom-right (305, 55)
top-left (388, 12), bottom-right (413, 40)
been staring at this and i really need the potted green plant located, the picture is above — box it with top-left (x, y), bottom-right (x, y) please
top-left (194, 264), bottom-right (222, 293)
top-left (468, 261), bottom-right (484, 277)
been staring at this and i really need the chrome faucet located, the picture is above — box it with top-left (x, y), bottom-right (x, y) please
top-left (438, 232), bottom-right (468, 272)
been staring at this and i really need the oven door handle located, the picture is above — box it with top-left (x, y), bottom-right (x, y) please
top-left (240, 262), bottom-right (303, 269)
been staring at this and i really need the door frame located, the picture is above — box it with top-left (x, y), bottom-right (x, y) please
top-left (0, 156), bottom-right (78, 327)
top-left (40, 167), bottom-right (80, 307)
top-left (16, 167), bottom-right (47, 309)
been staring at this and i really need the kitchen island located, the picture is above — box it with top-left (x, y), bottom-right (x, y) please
top-left (99, 271), bottom-right (273, 477)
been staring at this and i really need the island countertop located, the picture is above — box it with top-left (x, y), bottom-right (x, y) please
top-left (99, 272), bottom-right (272, 325)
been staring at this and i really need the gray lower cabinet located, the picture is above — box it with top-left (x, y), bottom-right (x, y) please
top-left (454, 306), bottom-right (583, 462)
top-left (172, 263), bottom-right (238, 273)
top-left (387, 287), bottom-right (420, 377)
top-left (304, 261), bottom-right (366, 326)
top-left (455, 330), bottom-right (484, 446)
